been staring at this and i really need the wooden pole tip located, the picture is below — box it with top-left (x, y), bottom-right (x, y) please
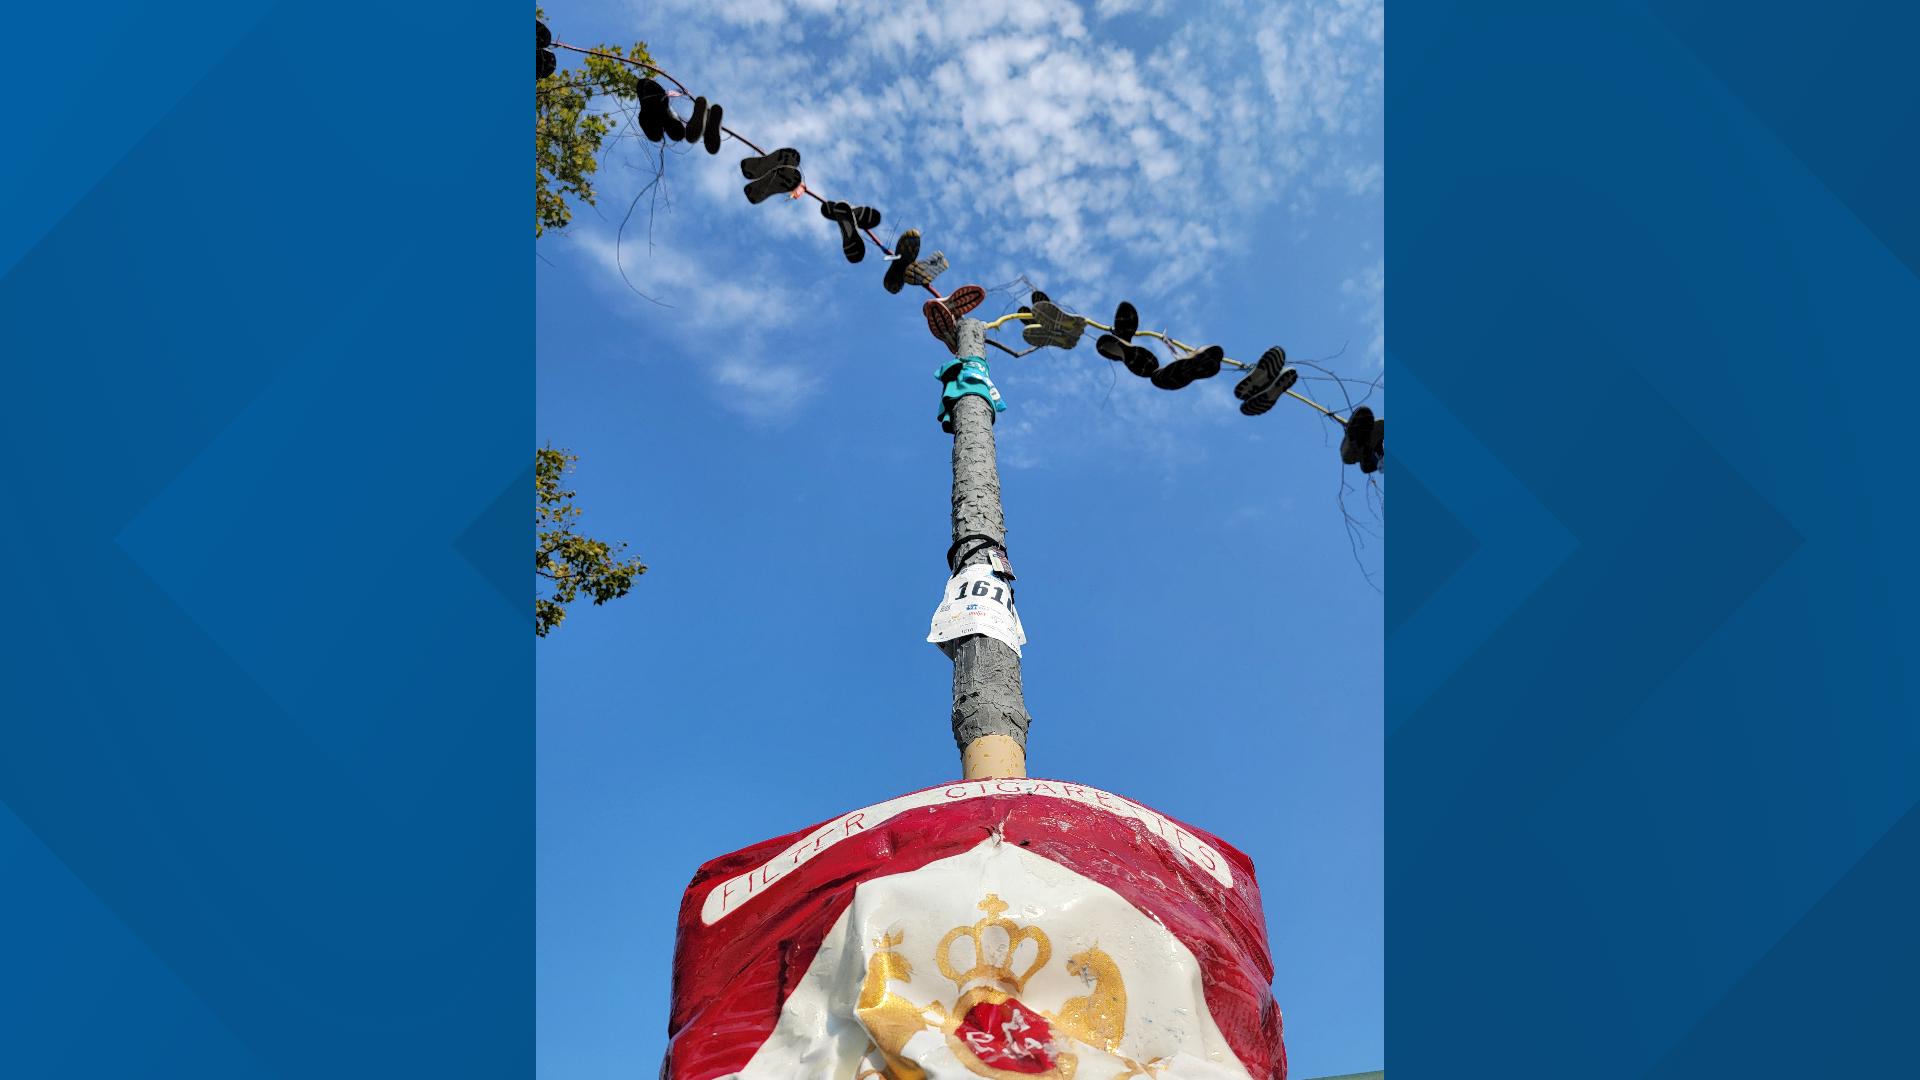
top-left (960, 734), bottom-right (1027, 780)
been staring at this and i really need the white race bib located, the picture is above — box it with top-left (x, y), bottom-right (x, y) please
top-left (927, 563), bottom-right (1026, 655)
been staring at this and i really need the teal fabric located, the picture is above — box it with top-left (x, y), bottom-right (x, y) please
top-left (934, 355), bottom-right (1005, 431)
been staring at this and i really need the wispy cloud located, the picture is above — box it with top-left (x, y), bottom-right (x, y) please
top-left (1094, 0), bottom-right (1172, 17)
top-left (560, 227), bottom-right (827, 423)
top-left (558, 0), bottom-right (1383, 441)
top-left (627, 0), bottom-right (1383, 307)
top-left (1344, 161), bottom-right (1383, 197)
top-left (1343, 258), bottom-right (1385, 368)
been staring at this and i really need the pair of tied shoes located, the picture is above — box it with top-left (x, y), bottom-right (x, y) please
top-left (821, 201), bottom-right (882, 263)
top-left (1233, 346), bottom-right (1299, 416)
top-left (682, 96), bottom-right (723, 153)
top-left (1341, 406), bottom-right (1386, 473)
top-left (1150, 344), bottom-right (1225, 390)
top-left (636, 79), bottom-right (685, 141)
top-left (883, 230), bottom-right (921, 294)
top-left (537, 20), bottom-right (556, 78)
top-left (1096, 334), bottom-right (1159, 377)
top-left (1095, 300), bottom-right (1157, 376)
top-left (740, 147), bottom-right (803, 204)
top-left (923, 285), bottom-right (988, 343)
top-left (1129, 296), bottom-right (1222, 388)
top-left (1021, 296), bottom-right (1087, 349)
top-left (1009, 290), bottom-right (1084, 348)
top-left (637, 80), bottom-right (726, 153)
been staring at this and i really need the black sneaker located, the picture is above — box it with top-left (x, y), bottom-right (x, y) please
top-left (740, 147), bottom-right (800, 179)
top-left (684, 96), bottom-right (708, 143)
top-left (820, 201), bottom-right (882, 263)
top-left (883, 230), bottom-right (922, 294)
top-left (742, 166), bottom-right (803, 204)
top-left (1361, 418), bottom-right (1385, 472)
top-left (1235, 346), bottom-right (1296, 415)
top-left (1341, 407), bottom-right (1377, 465)
top-left (1149, 344), bottom-right (1224, 390)
top-left (1096, 333), bottom-right (1159, 378)
top-left (636, 79), bottom-right (669, 141)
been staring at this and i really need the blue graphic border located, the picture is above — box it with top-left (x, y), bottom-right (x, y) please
top-left (1390, 2), bottom-right (1920, 1077)
top-left (1, 5), bottom-right (529, 1077)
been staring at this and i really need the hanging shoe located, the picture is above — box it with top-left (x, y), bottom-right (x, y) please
top-left (1021, 300), bottom-right (1088, 349)
top-left (1238, 368), bottom-right (1297, 416)
top-left (743, 166), bottom-right (803, 204)
top-left (1360, 418), bottom-right (1385, 473)
top-left (740, 147), bottom-right (800, 179)
top-left (821, 201), bottom-right (864, 262)
top-left (1234, 346), bottom-right (1287, 401)
top-left (1235, 346), bottom-right (1296, 415)
top-left (703, 103), bottom-right (725, 153)
top-left (1341, 407), bottom-right (1377, 465)
top-left (884, 230), bottom-right (922, 294)
top-left (925, 298), bottom-right (956, 345)
top-left (820, 202), bottom-right (883, 263)
top-left (661, 111), bottom-right (686, 142)
top-left (1113, 301), bottom-right (1139, 342)
top-left (636, 79), bottom-right (669, 141)
top-left (1096, 333), bottom-right (1160, 378)
top-left (902, 250), bottom-right (948, 287)
top-left (923, 284), bottom-right (987, 343)
top-left (684, 96), bottom-right (707, 143)
top-left (1014, 289), bottom-right (1049, 324)
top-left (1149, 344), bottom-right (1224, 390)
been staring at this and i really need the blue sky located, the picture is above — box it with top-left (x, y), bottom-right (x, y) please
top-left (535, 1), bottom-right (1383, 1076)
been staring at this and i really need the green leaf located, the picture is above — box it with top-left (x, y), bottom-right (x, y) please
top-left (535, 444), bottom-right (646, 636)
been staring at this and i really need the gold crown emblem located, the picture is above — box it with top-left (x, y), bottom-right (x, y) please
top-left (935, 894), bottom-right (1052, 996)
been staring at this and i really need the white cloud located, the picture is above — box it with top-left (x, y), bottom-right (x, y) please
top-left (560, 0), bottom-right (1383, 441)
top-left (1342, 258), bottom-right (1384, 368)
top-left (1254, 0), bottom-right (1385, 136)
top-left (1344, 161), bottom-right (1383, 196)
top-left (560, 228), bottom-right (826, 424)
top-left (1094, 0), bottom-right (1170, 17)
top-left (621, 0), bottom-right (1383, 305)
top-left (709, 353), bottom-right (821, 424)
top-left (565, 227), bottom-right (799, 335)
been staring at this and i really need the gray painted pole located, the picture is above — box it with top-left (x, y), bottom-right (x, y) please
top-left (944, 317), bottom-right (1031, 779)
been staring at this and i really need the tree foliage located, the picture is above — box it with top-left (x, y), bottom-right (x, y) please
top-left (535, 7), bottom-right (654, 236)
top-left (537, 447), bottom-right (646, 637)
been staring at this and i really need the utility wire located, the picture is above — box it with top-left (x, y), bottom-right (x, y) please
top-left (982, 311), bottom-right (1349, 424)
top-left (551, 40), bottom-right (1369, 429)
top-left (554, 43), bottom-right (936, 296)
